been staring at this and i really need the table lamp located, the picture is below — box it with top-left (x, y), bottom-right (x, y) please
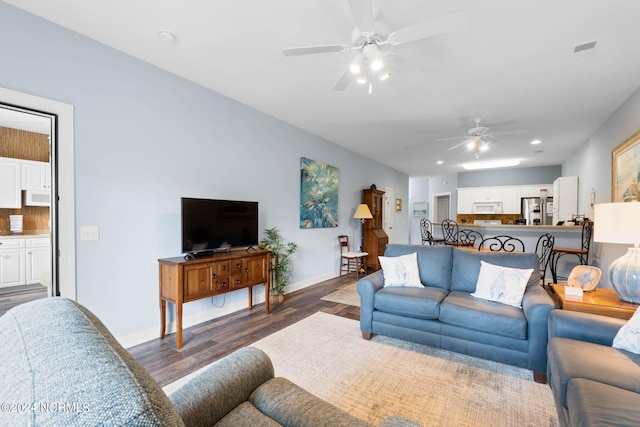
top-left (594, 202), bottom-right (640, 303)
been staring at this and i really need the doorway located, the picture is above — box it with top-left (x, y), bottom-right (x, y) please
top-left (434, 193), bottom-right (451, 222)
top-left (0, 105), bottom-right (55, 307)
top-left (0, 86), bottom-right (76, 307)
top-left (383, 186), bottom-right (394, 242)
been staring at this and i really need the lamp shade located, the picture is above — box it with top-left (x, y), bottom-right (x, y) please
top-left (594, 202), bottom-right (640, 303)
top-left (594, 202), bottom-right (640, 244)
top-left (353, 204), bottom-right (373, 221)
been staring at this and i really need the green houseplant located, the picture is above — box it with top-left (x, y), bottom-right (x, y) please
top-left (259, 227), bottom-right (298, 302)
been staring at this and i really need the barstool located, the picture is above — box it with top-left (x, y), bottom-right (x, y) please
top-left (550, 219), bottom-right (593, 283)
top-left (420, 218), bottom-right (445, 245)
top-left (535, 233), bottom-right (555, 285)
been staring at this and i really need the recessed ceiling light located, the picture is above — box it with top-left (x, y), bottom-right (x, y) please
top-left (530, 139), bottom-right (542, 145)
top-left (158, 30), bottom-right (176, 44)
top-left (462, 159), bottom-right (520, 170)
top-left (436, 160), bottom-right (444, 165)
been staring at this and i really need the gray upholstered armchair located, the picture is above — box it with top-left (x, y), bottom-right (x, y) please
top-left (0, 297), bottom-right (417, 426)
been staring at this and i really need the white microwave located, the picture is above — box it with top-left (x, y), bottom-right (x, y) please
top-left (24, 190), bottom-right (51, 207)
top-left (473, 202), bottom-right (502, 214)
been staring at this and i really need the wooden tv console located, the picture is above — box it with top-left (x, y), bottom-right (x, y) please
top-left (158, 248), bottom-right (271, 348)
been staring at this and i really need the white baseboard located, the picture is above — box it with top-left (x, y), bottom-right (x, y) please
top-left (119, 271), bottom-right (340, 349)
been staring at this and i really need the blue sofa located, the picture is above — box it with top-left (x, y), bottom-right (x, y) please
top-left (357, 244), bottom-right (556, 382)
top-left (0, 297), bottom-right (418, 426)
top-left (547, 310), bottom-right (640, 427)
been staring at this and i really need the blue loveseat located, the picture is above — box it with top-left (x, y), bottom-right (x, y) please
top-left (357, 244), bottom-right (556, 382)
top-left (547, 310), bottom-right (640, 427)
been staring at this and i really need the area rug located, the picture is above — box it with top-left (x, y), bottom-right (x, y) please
top-left (320, 281), bottom-right (360, 307)
top-left (164, 312), bottom-right (558, 426)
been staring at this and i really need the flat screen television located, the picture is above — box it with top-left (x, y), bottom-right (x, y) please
top-left (181, 197), bottom-right (259, 255)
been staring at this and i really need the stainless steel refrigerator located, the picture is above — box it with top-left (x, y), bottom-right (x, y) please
top-left (521, 197), bottom-right (554, 225)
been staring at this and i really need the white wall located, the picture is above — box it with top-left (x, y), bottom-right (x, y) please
top-left (0, 2), bottom-right (408, 345)
top-left (563, 86), bottom-right (640, 288)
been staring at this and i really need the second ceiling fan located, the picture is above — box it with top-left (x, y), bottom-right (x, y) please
top-left (282, 0), bottom-right (467, 93)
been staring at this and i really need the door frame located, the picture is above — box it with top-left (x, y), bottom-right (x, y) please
top-left (383, 186), bottom-right (394, 242)
top-left (0, 86), bottom-right (76, 299)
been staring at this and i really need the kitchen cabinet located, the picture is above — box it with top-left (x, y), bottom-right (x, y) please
top-left (502, 187), bottom-right (522, 214)
top-left (553, 176), bottom-right (579, 224)
top-left (0, 238), bottom-right (26, 287)
top-left (473, 188), bottom-right (502, 202)
top-left (21, 160), bottom-right (51, 191)
top-left (457, 189), bottom-right (474, 214)
top-left (0, 158), bottom-right (22, 209)
top-left (520, 184), bottom-right (553, 198)
top-left (25, 237), bottom-right (51, 285)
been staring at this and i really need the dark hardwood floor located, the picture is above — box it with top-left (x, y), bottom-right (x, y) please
top-left (0, 288), bottom-right (47, 316)
top-left (128, 273), bottom-right (360, 387)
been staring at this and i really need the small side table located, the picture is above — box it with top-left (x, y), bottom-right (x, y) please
top-left (550, 284), bottom-right (639, 320)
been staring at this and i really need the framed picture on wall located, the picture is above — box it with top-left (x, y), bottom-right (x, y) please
top-left (612, 130), bottom-right (640, 202)
top-left (395, 197), bottom-right (403, 212)
top-left (412, 202), bottom-right (428, 217)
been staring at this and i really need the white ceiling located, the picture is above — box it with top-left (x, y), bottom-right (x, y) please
top-left (4, 0), bottom-right (640, 177)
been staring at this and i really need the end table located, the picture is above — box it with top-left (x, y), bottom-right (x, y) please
top-left (550, 284), bottom-right (639, 320)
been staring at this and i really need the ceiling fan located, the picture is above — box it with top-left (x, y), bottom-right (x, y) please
top-left (436, 118), bottom-right (526, 159)
top-left (282, 0), bottom-right (467, 93)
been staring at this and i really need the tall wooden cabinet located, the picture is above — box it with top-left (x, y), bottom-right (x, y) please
top-left (362, 188), bottom-right (388, 271)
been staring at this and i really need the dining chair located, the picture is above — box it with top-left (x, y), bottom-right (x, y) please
top-left (478, 235), bottom-right (525, 252)
top-left (441, 219), bottom-right (460, 246)
top-left (534, 233), bottom-right (555, 285)
top-left (420, 218), bottom-right (445, 245)
top-left (338, 235), bottom-right (368, 278)
top-left (457, 229), bottom-right (483, 247)
top-left (550, 219), bottom-right (593, 283)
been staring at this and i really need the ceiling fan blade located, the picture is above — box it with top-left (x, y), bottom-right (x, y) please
top-left (435, 135), bottom-right (466, 142)
top-left (332, 68), bottom-right (354, 91)
top-left (283, 45), bottom-right (348, 56)
top-left (389, 10), bottom-right (467, 45)
top-left (489, 129), bottom-right (528, 137)
top-left (447, 140), bottom-right (470, 151)
top-left (347, 0), bottom-right (375, 32)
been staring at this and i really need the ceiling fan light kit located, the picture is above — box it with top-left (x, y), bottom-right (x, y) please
top-left (282, 0), bottom-right (467, 92)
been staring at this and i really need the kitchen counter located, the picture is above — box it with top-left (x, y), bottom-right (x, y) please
top-left (0, 230), bottom-right (51, 238)
top-left (455, 223), bottom-right (583, 231)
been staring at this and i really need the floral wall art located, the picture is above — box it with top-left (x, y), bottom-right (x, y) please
top-left (300, 157), bottom-right (339, 228)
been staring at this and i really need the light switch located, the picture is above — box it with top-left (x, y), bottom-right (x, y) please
top-left (80, 226), bottom-right (99, 241)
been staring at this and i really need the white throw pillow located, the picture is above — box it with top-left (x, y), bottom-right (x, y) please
top-left (613, 306), bottom-right (640, 354)
top-left (378, 252), bottom-right (423, 288)
top-left (471, 261), bottom-right (533, 308)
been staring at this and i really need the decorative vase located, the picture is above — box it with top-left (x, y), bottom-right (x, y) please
top-left (270, 293), bottom-right (285, 305)
top-left (609, 247), bottom-right (640, 303)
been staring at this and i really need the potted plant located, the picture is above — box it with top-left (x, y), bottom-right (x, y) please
top-left (259, 227), bottom-right (298, 304)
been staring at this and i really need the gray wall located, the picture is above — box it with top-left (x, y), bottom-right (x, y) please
top-left (0, 2), bottom-right (408, 344)
top-left (457, 165), bottom-right (561, 188)
top-left (563, 86), bottom-right (640, 288)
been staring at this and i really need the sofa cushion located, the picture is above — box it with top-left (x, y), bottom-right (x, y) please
top-left (439, 291), bottom-right (527, 340)
top-left (374, 286), bottom-right (449, 320)
top-left (471, 261), bottom-right (533, 308)
top-left (613, 306), bottom-right (640, 354)
top-left (548, 337), bottom-right (640, 409)
top-left (215, 401), bottom-right (281, 427)
top-left (0, 298), bottom-right (184, 427)
top-left (451, 249), bottom-right (539, 293)
top-left (567, 378), bottom-right (640, 427)
top-left (385, 244), bottom-right (453, 290)
top-left (379, 252), bottom-right (423, 288)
